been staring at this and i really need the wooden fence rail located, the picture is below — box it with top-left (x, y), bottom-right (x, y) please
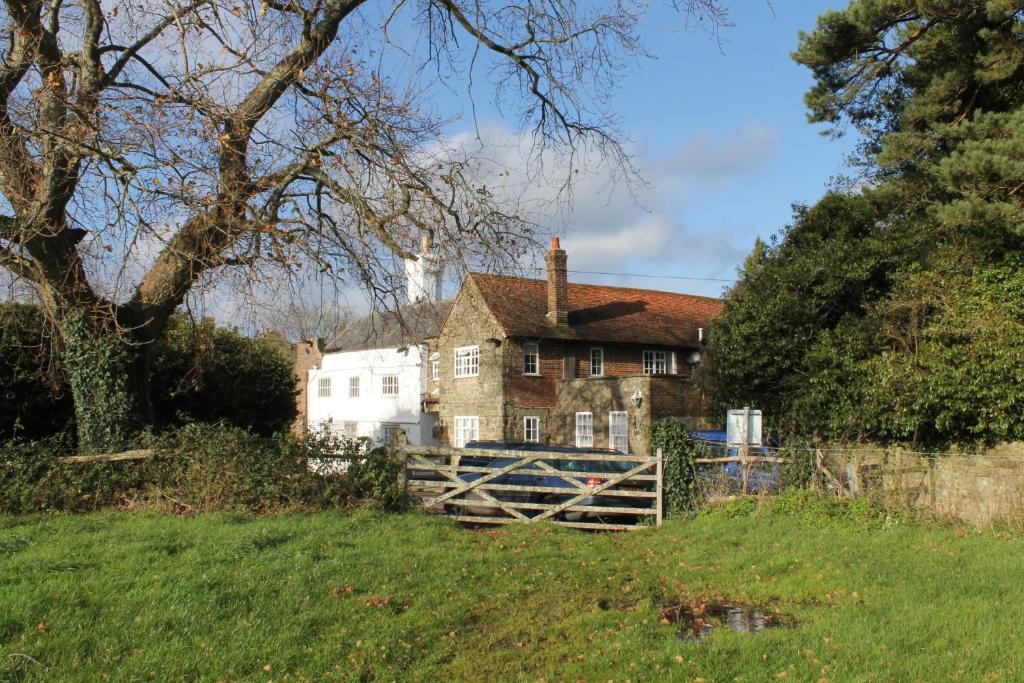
top-left (399, 445), bottom-right (663, 531)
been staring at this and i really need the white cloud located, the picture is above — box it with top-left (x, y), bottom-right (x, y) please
top-left (661, 123), bottom-right (778, 180)
top-left (440, 121), bottom-right (777, 296)
top-left (561, 215), bottom-right (673, 270)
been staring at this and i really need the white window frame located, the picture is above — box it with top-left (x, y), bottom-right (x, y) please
top-left (643, 350), bottom-right (667, 375)
top-left (523, 342), bottom-right (540, 376)
top-left (453, 416), bottom-right (480, 448)
top-left (430, 352), bottom-right (440, 381)
top-left (381, 374), bottom-right (399, 397)
top-left (348, 376), bottom-right (360, 398)
top-left (590, 347), bottom-right (604, 377)
top-left (609, 411), bottom-right (629, 454)
top-left (523, 416), bottom-right (540, 443)
top-left (317, 376), bottom-right (331, 398)
top-left (454, 345), bottom-right (480, 378)
top-left (575, 412), bottom-right (593, 448)
top-left (341, 421), bottom-right (358, 439)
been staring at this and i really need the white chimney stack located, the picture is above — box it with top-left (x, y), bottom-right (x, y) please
top-left (404, 235), bottom-right (444, 304)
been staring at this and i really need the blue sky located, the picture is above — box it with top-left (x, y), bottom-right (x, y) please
top-left (426, 1), bottom-right (861, 299)
top-left (192, 1), bottom-right (862, 325)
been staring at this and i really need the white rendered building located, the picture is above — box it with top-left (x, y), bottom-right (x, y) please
top-left (304, 242), bottom-right (450, 445)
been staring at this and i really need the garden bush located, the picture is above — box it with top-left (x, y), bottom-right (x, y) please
top-left (0, 424), bottom-right (408, 514)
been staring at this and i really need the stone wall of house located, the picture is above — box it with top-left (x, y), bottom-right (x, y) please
top-left (291, 338), bottom-right (323, 437)
top-left (554, 375), bottom-right (654, 454)
top-left (435, 279), bottom-right (507, 444)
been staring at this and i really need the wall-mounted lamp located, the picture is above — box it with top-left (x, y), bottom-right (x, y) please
top-left (630, 386), bottom-right (643, 408)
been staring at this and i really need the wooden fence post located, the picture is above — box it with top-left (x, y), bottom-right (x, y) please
top-left (740, 406), bottom-right (751, 495)
top-left (656, 447), bottom-right (664, 526)
top-left (391, 431), bottom-right (409, 490)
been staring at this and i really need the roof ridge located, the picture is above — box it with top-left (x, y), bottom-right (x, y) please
top-left (469, 271), bottom-right (724, 302)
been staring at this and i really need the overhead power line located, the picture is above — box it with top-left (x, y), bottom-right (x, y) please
top-left (527, 268), bottom-right (736, 283)
top-left (569, 269), bottom-right (736, 283)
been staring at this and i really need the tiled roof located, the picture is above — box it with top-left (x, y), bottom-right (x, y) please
top-left (471, 273), bottom-right (723, 347)
top-left (324, 300), bottom-right (453, 353)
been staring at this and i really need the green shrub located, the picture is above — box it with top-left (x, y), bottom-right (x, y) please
top-left (149, 317), bottom-right (297, 436)
top-left (0, 434), bottom-right (149, 513)
top-left (0, 425), bottom-right (408, 514)
top-left (646, 419), bottom-right (699, 517)
top-left (778, 439), bottom-right (817, 491)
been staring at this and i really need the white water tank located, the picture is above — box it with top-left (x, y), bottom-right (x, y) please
top-left (726, 408), bottom-right (762, 448)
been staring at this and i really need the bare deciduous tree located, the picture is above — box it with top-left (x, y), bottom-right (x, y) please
top-left (260, 300), bottom-right (350, 344)
top-left (0, 0), bottom-right (727, 451)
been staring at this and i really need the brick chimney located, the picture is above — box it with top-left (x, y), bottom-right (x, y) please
top-left (546, 237), bottom-right (569, 326)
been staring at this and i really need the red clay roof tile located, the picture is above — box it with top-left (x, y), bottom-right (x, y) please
top-left (470, 273), bottom-right (722, 347)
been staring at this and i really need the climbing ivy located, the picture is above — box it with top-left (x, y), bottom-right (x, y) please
top-left (647, 419), bottom-right (700, 517)
top-left (60, 311), bottom-right (149, 454)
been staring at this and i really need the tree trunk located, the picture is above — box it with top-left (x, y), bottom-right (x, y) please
top-left (59, 309), bottom-right (153, 454)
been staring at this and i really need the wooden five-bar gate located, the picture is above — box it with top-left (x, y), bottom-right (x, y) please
top-left (398, 445), bottom-right (664, 531)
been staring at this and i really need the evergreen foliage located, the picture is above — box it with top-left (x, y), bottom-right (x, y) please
top-left (0, 425), bottom-right (405, 514)
top-left (707, 1), bottom-right (1024, 447)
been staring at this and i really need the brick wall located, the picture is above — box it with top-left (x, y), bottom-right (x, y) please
top-left (649, 375), bottom-right (705, 423)
top-left (503, 339), bottom-right (697, 410)
top-left (291, 338), bottom-right (323, 437)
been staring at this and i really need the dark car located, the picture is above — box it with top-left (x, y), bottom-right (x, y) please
top-left (443, 441), bottom-right (653, 522)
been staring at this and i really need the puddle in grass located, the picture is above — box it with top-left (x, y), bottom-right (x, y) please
top-left (660, 601), bottom-right (794, 642)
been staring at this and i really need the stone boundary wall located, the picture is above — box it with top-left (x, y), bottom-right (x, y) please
top-left (821, 445), bottom-right (1024, 524)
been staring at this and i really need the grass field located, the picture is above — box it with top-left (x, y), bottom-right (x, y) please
top-left (1, 498), bottom-right (1022, 682)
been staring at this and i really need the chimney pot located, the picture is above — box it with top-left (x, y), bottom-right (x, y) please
top-left (551, 236), bottom-right (560, 249)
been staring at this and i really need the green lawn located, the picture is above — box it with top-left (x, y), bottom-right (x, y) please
top-left (1, 503), bottom-right (1021, 682)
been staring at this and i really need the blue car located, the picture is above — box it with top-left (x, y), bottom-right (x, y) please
top-left (690, 431), bottom-right (780, 494)
top-left (443, 441), bottom-right (651, 522)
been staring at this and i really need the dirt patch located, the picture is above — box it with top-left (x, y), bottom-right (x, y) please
top-left (660, 600), bottom-right (794, 641)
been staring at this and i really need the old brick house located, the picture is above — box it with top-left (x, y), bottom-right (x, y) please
top-left (433, 238), bottom-right (724, 454)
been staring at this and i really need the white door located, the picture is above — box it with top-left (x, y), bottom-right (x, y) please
top-left (609, 411), bottom-right (628, 454)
